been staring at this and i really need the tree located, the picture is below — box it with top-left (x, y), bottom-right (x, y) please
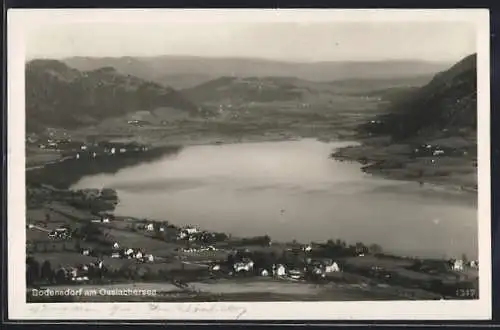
top-left (368, 244), bottom-right (383, 254)
top-left (55, 268), bottom-right (68, 283)
top-left (355, 242), bottom-right (368, 255)
top-left (26, 258), bottom-right (41, 285)
top-left (80, 222), bottom-right (103, 241)
top-left (41, 260), bottom-right (54, 283)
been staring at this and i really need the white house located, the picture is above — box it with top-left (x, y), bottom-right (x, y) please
top-left (135, 251), bottom-right (143, 260)
top-left (82, 249), bottom-right (90, 256)
top-left (325, 262), bottom-right (341, 273)
top-left (144, 254), bottom-right (154, 262)
top-left (273, 264), bottom-right (286, 277)
top-left (73, 276), bottom-right (89, 282)
top-left (210, 264), bottom-right (221, 271)
top-left (288, 269), bottom-right (303, 280)
top-left (452, 259), bottom-right (464, 271)
top-left (95, 260), bottom-right (104, 269)
top-left (146, 223), bottom-right (155, 231)
top-left (260, 269), bottom-right (270, 276)
top-left (233, 259), bottom-right (254, 273)
top-left (111, 252), bottom-right (121, 258)
top-left (184, 227), bottom-right (198, 235)
top-left (433, 149), bottom-right (445, 156)
top-left (120, 148), bottom-right (127, 153)
top-left (111, 148), bottom-right (116, 155)
top-left (112, 242), bottom-right (120, 249)
top-left (125, 248), bottom-right (134, 257)
top-left (102, 217), bottom-right (110, 223)
top-left (233, 262), bottom-right (251, 273)
top-left (302, 244), bottom-right (312, 252)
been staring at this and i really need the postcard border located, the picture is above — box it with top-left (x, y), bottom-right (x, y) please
top-left (6, 8), bottom-right (492, 321)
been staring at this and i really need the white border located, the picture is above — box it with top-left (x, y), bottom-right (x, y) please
top-left (7, 9), bottom-right (491, 320)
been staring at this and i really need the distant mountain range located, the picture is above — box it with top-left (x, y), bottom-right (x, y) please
top-left (26, 60), bottom-right (202, 132)
top-left (63, 55), bottom-right (451, 89)
top-left (361, 53), bottom-right (477, 141)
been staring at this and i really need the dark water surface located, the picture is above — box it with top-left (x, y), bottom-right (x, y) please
top-left (72, 139), bottom-right (478, 259)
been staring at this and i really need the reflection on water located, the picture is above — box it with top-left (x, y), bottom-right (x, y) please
top-left (72, 139), bottom-right (478, 259)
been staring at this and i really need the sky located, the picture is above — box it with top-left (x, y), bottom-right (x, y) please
top-left (25, 21), bottom-right (476, 63)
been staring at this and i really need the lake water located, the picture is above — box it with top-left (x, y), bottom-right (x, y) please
top-left (72, 139), bottom-right (478, 259)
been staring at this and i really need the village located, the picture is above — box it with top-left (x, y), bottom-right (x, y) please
top-left (25, 181), bottom-right (479, 301)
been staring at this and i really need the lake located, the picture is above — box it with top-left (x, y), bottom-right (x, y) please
top-left (71, 139), bottom-right (478, 259)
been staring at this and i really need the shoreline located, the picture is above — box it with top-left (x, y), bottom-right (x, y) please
top-left (25, 135), bottom-right (478, 262)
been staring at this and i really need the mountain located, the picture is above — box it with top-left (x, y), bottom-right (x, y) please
top-left (181, 76), bottom-right (305, 104)
top-left (26, 60), bottom-right (202, 132)
top-left (361, 53), bottom-right (477, 141)
top-left (63, 55), bottom-right (450, 86)
top-left (181, 75), bottom-right (433, 105)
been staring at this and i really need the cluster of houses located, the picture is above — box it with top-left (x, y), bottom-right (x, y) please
top-left (111, 247), bottom-right (155, 263)
top-left (182, 246), bottom-right (218, 253)
top-left (177, 226), bottom-right (200, 240)
top-left (34, 134), bottom-right (151, 161)
top-left (56, 259), bottom-right (104, 283)
top-left (449, 258), bottom-right (479, 271)
top-left (48, 227), bottom-right (72, 240)
top-left (412, 143), bottom-right (470, 159)
top-left (210, 255), bottom-right (341, 280)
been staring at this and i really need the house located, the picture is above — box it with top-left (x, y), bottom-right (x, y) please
top-left (433, 149), bottom-right (445, 156)
top-left (210, 264), bottom-right (221, 271)
top-left (72, 276), bottom-right (89, 282)
top-left (325, 262), bottom-right (341, 273)
top-left (135, 251), bottom-right (143, 260)
top-left (124, 248), bottom-right (134, 258)
top-left (302, 244), bottom-right (312, 252)
top-left (94, 260), bottom-right (104, 269)
top-left (184, 226), bottom-right (198, 235)
top-left (146, 223), bottom-right (155, 231)
top-left (69, 267), bottom-right (78, 279)
top-left (111, 252), bottom-right (121, 258)
top-left (470, 260), bottom-right (479, 269)
top-left (288, 269), bottom-right (304, 280)
top-left (273, 264), bottom-right (286, 277)
top-left (260, 269), bottom-right (270, 276)
top-left (81, 249), bottom-right (91, 256)
top-left (452, 259), bottom-right (464, 271)
top-left (112, 242), bottom-right (120, 250)
top-left (233, 258), bottom-right (254, 273)
top-left (119, 148), bottom-right (127, 153)
top-left (144, 254), bottom-right (154, 263)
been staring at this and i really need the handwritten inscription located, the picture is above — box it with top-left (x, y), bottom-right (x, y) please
top-left (27, 303), bottom-right (247, 319)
